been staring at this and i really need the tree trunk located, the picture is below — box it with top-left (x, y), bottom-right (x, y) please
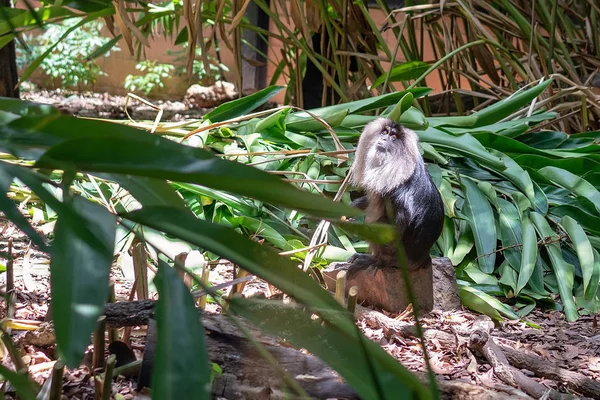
top-left (0, 0), bottom-right (20, 98)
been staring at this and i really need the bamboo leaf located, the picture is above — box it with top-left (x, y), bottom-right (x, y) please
top-left (152, 260), bottom-right (211, 399)
top-left (203, 86), bottom-right (284, 123)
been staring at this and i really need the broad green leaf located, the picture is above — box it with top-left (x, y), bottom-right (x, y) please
top-left (462, 262), bottom-right (498, 285)
top-left (498, 260), bottom-right (517, 295)
top-left (203, 86), bottom-right (284, 123)
top-left (0, 365), bottom-right (37, 400)
top-left (104, 174), bottom-right (189, 211)
top-left (489, 149), bottom-right (541, 212)
top-left (530, 212), bottom-right (578, 321)
top-left (460, 179), bottom-right (496, 273)
top-left (152, 260), bottom-right (211, 399)
top-left (516, 214), bottom-right (537, 296)
top-left (450, 221), bottom-right (474, 265)
top-left (539, 166), bottom-right (600, 213)
top-left (458, 283), bottom-right (518, 320)
top-left (309, 88), bottom-right (431, 117)
top-left (560, 216), bottom-right (600, 301)
top-left (51, 196), bottom-right (115, 367)
top-left (427, 115), bottom-right (478, 128)
top-left (515, 154), bottom-right (600, 177)
top-left (437, 216), bottom-right (455, 257)
top-left (172, 182), bottom-right (258, 217)
top-left (520, 131), bottom-right (568, 149)
top-left (516, 298), bottom-right (536, 317)
top-left (123, 207), bottom-right (342, 310)
top-left (439, 177), bottom-right (456, 217)
top-left (398, 106), bottom-right (428, 129)
top-left (472, 80), bottom-right (552, 127)
top-left (371, 61), bottom-right (430, 88)
top-left (235, 216), bottom-right (289, 250)
top-left (286, 109), bottom-right (348, 132)
top-left (496, 198), bottom-right (522, 271)
top-left (386, 92), bottom-right (414, 122)
top-left (419, 128), bottom-right (505, 170)
top-left (0, 163), bottom-right (49, 251)
top-left (29, 122), bottom-right (360, 218)
top-left (550, 206), bottom-right (600, 237)
top-left (228, 298), bottom-right (430, 400)
top-left (0, 5), bottom-right (77, 36)
top-left (0, 98), bottom-right (59, 118)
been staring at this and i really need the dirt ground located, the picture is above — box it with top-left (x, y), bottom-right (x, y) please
top-left (1, 212), bottom-right (600, 399)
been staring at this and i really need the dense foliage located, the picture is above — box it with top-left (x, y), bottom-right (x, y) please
top-left (15, 18), bottom-right (119, 89)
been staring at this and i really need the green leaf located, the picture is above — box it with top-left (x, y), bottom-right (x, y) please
top-left (286, 109), bottom-right (348, 132)
top-left (0, 365), bottom-right (37, 400)
top-left (19, 10), bottom-right (113, 84)
top-left (418, 128), bottom-right (505, 170)
top-left (530, 212), bottom-right (578, 321)
top-left (336, 221), bottom-right (397, 245)
top-left (539, 166), bottom-right (600, 213)
top-left (105, 174), bottom-right (189, 210)
top-left (489, 149), bottom-right (542, 213)
top-left (0, 163), bottom-right (49, 251)
top-left (460, 178), bottom-right (496, 273)
top-left (86, 34), bottom-right (122, 61)
top-left (472, 80), bottom-right (552, 127)
top-left (496, 198), bottom-right (522, 271)
top-left (386, 92), bottom-right (414, 122)
top-left (450, 221), bottom-right (474, 265)
top-left (0, 97), bottom-right (59, 118)
top-left (560, 216), bottom-right (600, 301)
top-left (228, 298), bottom-right (429, 400)
top-left (371, 61), bottom-right (431, 88)
top-left (123, 207), bottom-right (342, 311)
top-left (203, 86), bottom-right (284, 123)
top-left (458, 283), bottom-right (519, 320)
top-left (398, 106), bottom-right (428, 130)
top-left (515, 214), bottom-right (537, 296)
top-left (28, 120), bottom-right (359, 219)
top-left (313, 88), bottom-right (432, 118)
top-left (498, 260), bottom-right (517, 295)
top-left (152, 260), bottom-right (211, 399)
top-left (51, 196), bottom-right (115, 367)
top-left (550, 206), bottom-right (600, 236)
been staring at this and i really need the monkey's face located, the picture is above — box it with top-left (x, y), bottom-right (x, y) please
top-left (374, 122), bottom-right (402, 154)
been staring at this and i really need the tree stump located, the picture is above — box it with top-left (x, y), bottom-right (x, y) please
top-left (323, 257), bottom-right (460, 313)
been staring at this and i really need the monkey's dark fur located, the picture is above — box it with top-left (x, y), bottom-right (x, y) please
top-left (348, 118), bottom-right (444, 272)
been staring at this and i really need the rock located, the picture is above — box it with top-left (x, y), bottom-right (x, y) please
top-left (323, 257), bottom-right (460, 314)
top-left (432, 257), bottom-right (462, 311)
top-left (184, 81), bottom-right (238, 109)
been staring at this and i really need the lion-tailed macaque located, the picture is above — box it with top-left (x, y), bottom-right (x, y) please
top-left (347, 118), bottom-right (444, 272)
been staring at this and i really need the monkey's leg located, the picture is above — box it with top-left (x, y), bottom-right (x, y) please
top-left (346, 253), bottom-right (373, 264)
top-left (346, 253), bottom-right (382, 278)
